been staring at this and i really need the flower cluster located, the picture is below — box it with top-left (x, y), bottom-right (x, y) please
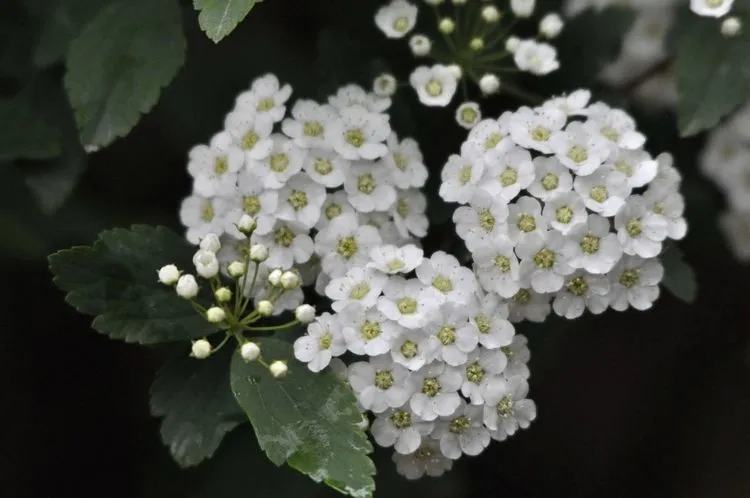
top-left (293, 244), bottom-right (535, 479)
top-left (179, 74), bottom-right (430, 316)
top-left (372, 0), bottom-right (562, 128)
top-left (440, 89), bottom-right (687, 322)
top-left (700, 102), bottom-right (750, 261)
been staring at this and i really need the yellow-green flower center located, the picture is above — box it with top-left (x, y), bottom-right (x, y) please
top-left (484, 132), bottom-right (503, 149)
top-left (499, 167), bottom-right (518, 186)
top-left (400, 339), bottom-right (418, 358)
top-left (479, 209), bottom-right (495, 231)
top-left (358, 174), bottom-right (376, 194)
top-left (459, 166), bottom-right (473, 184)
top-left (387, 259), bottom-right (405, 271)
top-left (475, 314), bottom-right (490, 334)
top-left (601, 126), bottom-right (619, 142)
top-left (425, 79), bottom-right (443, 97)
top-left (393, 16), bottom-right (410, 32)
top-left (496, 395), bottom-right (514, 417)
top-left (270, 153), bottom-right (289, 172)
top-left (345, 129), bottom-right (365, 148)
top-left (314, 158), bottom-right (333, 175)
top-left (590, 185), bottom-right (609, 203)
top-left (619, 268), bottom-right (640, 288)
top-left (337, 236), bottom-right (359, 259)
top-left (437, 326), bottom-right (456, 345)
top-left (531, 126), bottom-right (551, 142)
top-left (556, 206), bottom-right (573, 224)
top-left (494, 255), bottom-right (511, 272)
top-left (200, 201), bottom-right (214, 221)
top-left (566, 276), bottom-right (589, 296)
top-left (390, 409), bottom-right (412, 429)
top-left (421, 377), bottom-right (441, 397)
top-left (397, 297), bottom-right (418, 314)
top-left (432, 275), bottom-right (453, 293)
top-left (256, 97), bottom-right (275, 112)
top-left (243, 195), bottom-right (261, 215)
top-left (533, 248), bottom-right (556, 269)
top-left (541, 173), bottom-right (559, 191)
top-left (514, 288), bottom-right (531, 304)
top-left (461, 107), bottom-right (478, 124)
top-left (626, 218), bottom-right (642, 237)
top-left (325, 203), bottom-right (342, 220)
top-left (214, 156), bottom-right (228, 174)
top-left (614, 160), bottom-right (633, 177)
top-left (349, 281), bottom-right (371, 300)
top-left (568, 145), bottom-right (589, 164)
top-left (466, 362), bottom-right (485, 384)
top-left (517, 214), bottom-right (537, 233)
top-left (303, 121), bottom-right (324, 137)
top-left (580, 233), bottom-right (600, 254)
top-left (393, 153), bottom-right (408, 171)
top-left (375, 370), bottom-right (395, 389)
top-left (273, 225), bottom-right (295, 247)
top-left (288, 189), bottom-right (308, 210)
top-left (501, 345), bottom-right (514, 360)
top-left (318, 332), bottom-right (333, 349)
top-left (449, 415), bottom-right (471, 434)
top-left (241, 131), bottom-right (259, 150)
top-left (360, 320), bottom-right (381, 340)
top-left (396, 199), bottom-right (410, 218)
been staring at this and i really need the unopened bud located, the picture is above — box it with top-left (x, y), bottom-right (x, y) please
top-left (191, 339), bottom-right (212, 359)
top-left (409, 34), bottom-right (431, 56)
top-left (446, 64), bottom-right (463, 79)
top-left (199, 233), bottom-right (221, 253)
top-left (228, 261), bottom-right (246, 278)
top-left (238, 214), bottom-right (256, 234)
top-left (722, 16), bottom-right (742, 37)
top-left (268, 268), bottom-right (283, 287)
top-left (295, 304), bottom-right (316, 324)
top-left (241, 342), bottom-right (261, 362)
top-left (479, 73), bottom-right (500, 95)
top-left (439, 18), bottom-right (455, 34)
top-left (539, 13), bottom-right (564, 39)
top-left (470, 37), bottom-right (484, 51)
top-left (269, 360), bottom-right (288, 378)
top-left (505, 35), bottom-right (521, 53)
top-left (249, 244), bottom-right (269, 262)
top-left (280, 271), bottom-right (300, 290)
top-left (157, 264), bottom-right (180, 285)
top-left (257, 300), bottom-right (274, 316)
top-left (176, 274), bottom-right (199, 299)
top-left (215, 287), bottom-right (232, 303)
top-left (510, 0), bottom-right (535, 18)
top-left (194, 250), bottom-right (219, 278)
top-left (206, 306), bottom-right (226, 324)
top-left (481, 5), bottom-right (500, 23)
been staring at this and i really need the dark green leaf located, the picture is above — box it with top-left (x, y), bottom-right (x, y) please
top-left (230, 339), bottom-right (375, 497)
top-left (676, 7), bottom-right (750, 136)
top-left (0, 84), bottom-right (62, 162)
top-left (33, 0), bottom-right (109, 68)
top-left (64, 0), bottom-right (186, 149)
top-left (48, 225), bottom-right (216, 344)
top-left (661, 244), bottom-right (698, 303)
top-left (150, 346), bottom-right (245, 468)
top-left (193, 0), bottom-right (262, 43)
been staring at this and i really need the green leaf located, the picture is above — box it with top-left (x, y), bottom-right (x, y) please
top-left (661, 244), bottom-right (698, 304)
top-left (230, 339), bottom-right (375, 497)
top-left (64, 0), bottom-right (186, 149)
top-left (676, 7), bottom-right (750, 136)
top-left (0, 84), bottom-right (62, 162)
top-left (193, 0), bottom-right (262, 43)
top-left (33, 0), bottom-right (109, 68)
top-left (150, 346), bottom-right (245, 468)
top-left (48, 225), bottom-right (216, 344)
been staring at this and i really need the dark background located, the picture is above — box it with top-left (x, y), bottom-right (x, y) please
top-left (1, 0), bottom-right (749, 497)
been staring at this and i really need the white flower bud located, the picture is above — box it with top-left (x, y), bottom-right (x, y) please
top-left (447, 64), bottom-right (463, 79)
top-left (237, 214), bottom-right (256, 235)
top-left (539, 13), bottom-right (564, 38)
top-left (215, 287), bottom-right (232, 303)
top-left (199, 233), bottom-right (221, 253)
top-left (193, 250), bottom-right (219, 279)
top-left (455, 101), bottom-right (481, 129)
top-left (241, 342), bottom-right (261, 361)
top-left (479, 73), bottom-right (500, 95)
top-left (206, 306), bottom-right (226, 324)
top-left (505, 35), bottom-right (521, 53)
top-left (157, 264), bottom-right (180, 285)
top-left (191, 339), bottom-right (212, 359)
top-left (439, 18), bottom-right (455, 34)
top-left (722, 17), bottom-right (742, 37)
top-left (481, 5), bottom-right (500, 23)
top-left (373, 73), bottom-right (397, 97)
top-left (280, 271), bottom-right (300, 290)
top-left (295, 304), bottom-right (316, 324)
top-left (176, 274), bottom-right (199, 299)
top-left (269, 360), bottom-right (288, 378)
top-left (470, 37), bottom-right (485, 51)
top-left (228, 261), bottom-right (246, 278)
top-left (511, 0), bottom-right (535, 18)
top-left (409, 34), bottom-right (431, 56)
top-left (268, 268), bottom-right (283, 287)
top-left (256, 300), bottom-right (274, 316)
top-left (249, 244), bottom-right (269, 262)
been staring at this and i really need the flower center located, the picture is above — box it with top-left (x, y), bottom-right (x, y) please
top-left (494, 255), bottom-right (511, 272)
top-left (514, 288), bottom-right (531, 304)
top-left (619, 268), bottom-right (640, 288)
top-left (314, 158), bottom-right (333, 175)
top-left (200, 201), bottom-right (214, 221)
top-left (349, 281), bottom-right (371, 300)
top-left (449, 415), bottom-right (471, 434)
top-left (501, 345), bottom-right (514, 360)
top-left (360, 320), bottom-right (381, 340)
top-left (459, 166), bottom-right (473, 184)
top-left (478, 209), bottom-right (496, 231)
top-left (325, 203), bottom-right (342, 220)
top-left (288, 189), bottom-right (308, 210)
top-left (387, 259), bottom-right (405, 271)
top-left (517, 214), bottom-right (537, 233)
top-left (243, 195), bottom-right (261, 215)
top-left (303, 121), bottom-right (324, 137)
top-left (475, 314), bottom-right (490, 334)
top-left (580, 233), bottom-right (601, 254)
top-left (400, 339), bottom-right (418, 358)
top-left (256, 97), bottom-right (275, 112)
top-left (345, 129), bottom-right (365, 148)
top-left (270, 153), bottom-right (289, 172)
top-left (531, 125), bottom-right (551, 142)
top-left (416, 446), bottom-right (434, 459)
top-left (653, 202), bottom-right (665, 215)
top-left (533, 248), bottom-right (556, 269)
top-left (499, 167), bottom-right (518, 186)
top-left (541, 173), bottom-right (559, 191)
top-left (375, 370), bottom-right (395, 390)
top-left (214, 156), bottom-right (228, 174)
top-left (567, 145), bottom-right (589, 164)
top-left (390, 409), bottom-right (412, 429)
top-left (241, 131), bottom-right (259, 150)
top-left (590, 185), bottom-right (609, 203)
top-left (432, 275), bottom-right (453, 292)
top-left (421, 377), bottom-right (441, 397)
top-left (337, 236), bottom-right (359, 259)
top-left (614, 160), bottom-right (633, 177)
top-left (466, 362), bottom-right (485, 384)
top-left (397, 297), bottom-right (418, 314)
top-left (601, 126), bottom-right (620, 142)
top-left (273, 226), bottom-right (295, 247)
top-left (357, 174), bottom-right (376, 194)
top-left (565, 276), bottom-right (589, 296)
top-left (393, 153), bottom-right (408, 171)
top-left (496, 395), bottom-right (514, 417)
top-left (437, 326), bottom-right (456, 345)
top-left (425, 79), bottom-right (443, 97)
top-left (626, 218), bottom-right (642, 237)
top-left (318, 332), bottom-right (333, 350)
top-left (393, 16), bottom-right (410, 32)
top-left (396, 199), bottom-right (410, 218)
top-left (484, 132), bottom-right (503, 149)
top-left (461, 107), bottom-right (478, 123)
top-left (556, 206), bottom-right (573, 224)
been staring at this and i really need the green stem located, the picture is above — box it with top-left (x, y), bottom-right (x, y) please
top-left (246, 320), bottom-right (300, 332)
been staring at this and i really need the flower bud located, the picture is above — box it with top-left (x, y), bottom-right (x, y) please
top-left (191, 339), bottom-right (212, 359)
top-left (228, 261), bottom-right (246, 278)
top-left (479, 73), bottom-right (500, 95)
top-left (157, 264), bottom-right (180, 285)
top-left (241, 342), bottom-right (261, 362)
top-left (470, 37), bottom-right (484, 51)
top-left (409, 34), bottom-right (431, 56)
top-left (722, 17), bottom-right (742, 37)
top-left (176, 274), bottom-right (199, 299)
top-left (280, 271), bottom-right (300, 290)
top-left (373, 73), bottom-right (397, 97)
top-left (481, 5), bottom-right (500, 23)
top-left (206, 306), bottom-right (226, 324)
top-left (505, 35), bottom-right (521, 53)
top-left (446, 64), bottom-right (462, 79)
top-left (539, 13), bottom-right (564, 39)
top-left (256, 300), bottom-right (274, 316)
top-left (439, 18), bottom-right (455, 34)
top-left (249, 244), bottom-right (269, 262)
top-left (199, 233), bottom-right (221, 253)
top-left (193, 250), bottom-right (219, 278)
top-left (215, 287), bottom-right (232, 303)
top-left (510, 0), bottom-right (535, 18)
top-left (268, 268), bottom-right (283, 287)
top-left (269, 360), bottom-right (288, 378)
top-left (238, 214), bottom-right (256, 235)
top-left (295, 304), bottom-right (316, 324)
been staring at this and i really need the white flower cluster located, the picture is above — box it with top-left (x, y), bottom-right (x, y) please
top-left (700, 102), bottom-right (750, 261)
top-left (566, 0), bottom-right (734, 18)
top-left (293, 244), bottom-right (536, 479)
top-left (440, 89), bottom-right (687, 321)
top-left (179, 74), bottom-right (430, 315)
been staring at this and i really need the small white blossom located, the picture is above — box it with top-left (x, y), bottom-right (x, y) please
top-left (574, 168), bottom-right (631, 217)
top-left (343, 162), bottom-right (398, 212)
top-left (293, 312), bottom-right (347, 372)
top-left (542, 191), bottom-right (588, 235)
top-left (371, 407), bottom-right (434, 455)
top-left (176, 274), bottom-right (199, 299)
top-left (408, 362), bottom-right (463, 421)
top-left (340, 303), bottom-right (401, 356)
top-left (377, 276), bottom-right (442, 329)
top-left (479, 146), bottom-right (535, 202)
top-left (439, 152), bottom-right (485, 203)
top-left (373, 73), bottom-right (398, 97)
top-left (391, 328), bottom-right (435, 371)
top-left (513, 40), bottom-right (559, 75)
top-left (180, 194), bottom-right (230, 244)
top-left (510, 0), bottom-right (536, 18)
top-left (517, 231), bottom-right (574, 293)
top-left (329, 105), bottom-right (390, 160)
top-left (349, 355), bottom-right (412, 413)
top-left (281, 99), bottom-right (338, 149)
top-left (479, 74), bottom-right (501, 95)
top-left (240, 342), bottom-right (261, 362)
top-left (269, 361), bottom-right (288, 378)
top-left (295, 304), bottom-right (316, 324)
top-left (375, 0), bottom-right (419, 38)
top-left (482, 375), bottom-right (536, 439)
top-left (472, 238), bottom-right (522, 298)
top-left (549, 121), bottom-right (610, 176)
top-left (369, 244), bottom-right (424, 274)
top-left (223, 108), bottom-right (274, 161)
top-left (691, 0), bottom-right (734, 18)
top-left (191, 339), bottom-right (212, 359)
top-left (325, 266), bottom-right (388, 312)
top-left (608, 256), bottom-right (664, 312)
top-left (455, 102), bottom-right (482, 129)
top-left (527, 156), bottom-right (573, 201)
top-left (553, 271), bottom-right (610, 319)
top-left (235, 74), bottom-right (292, 124)
top-left (158, 265), bottom-right (180, 285)
top-left (507, 196), bottom-right (547, 243)
top-left (433, 401), bottom-right (490, 459)
top-left (303, 148), bottom-right (350, 188)
top-left (316, 213), bottom-right (383, 277)
top-left (509, 106), bottom-right (566, 154)
top-left (328, 84), bottom-right (391, 113)
top-left (256, 221), bottom-right (314, 269)
top-left (392, 440), bottom-right (453, 479)
top-left (409, 65), bottom-right (458, 107)
top-left (275, 173), bottom-right (326, 229)
top-left (506, 284), bottom-right (552, 323)
top-left (409, 34), bottom-right (432, 56)
top-left (247, 134), bottom-right (306, 189)
top-left (453, 189), bottom-right (510, 252)
top-left (193, 249), bottom-right (220, 278)
top-left (563, 213), bottom-right (623, 274)
top-left (539, 13), bottom-right (564, 38)
top-left (187, 132), bottom-right (244, 197)
top-left (470, 293), bottom-right (515, 349)
top-left (416, 251), bottom-right (478, 305)
top-left (615, 196), bottom-right (669, 258)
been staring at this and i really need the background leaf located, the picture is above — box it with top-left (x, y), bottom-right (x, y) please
top-left (0, 81), bottom-right (62, 161)
top-left (48, 225), bottom-right (216, 344)
top-left (193, 0), bottom-right (262, 43)
top-left (33, 0), bottom-right (109, 68)
top-left (64, 0), bottom-right (186, 149)
top-left (661, 243), bottom-right (698, 304)
top-left (230, 338), bottom-right (376, 497)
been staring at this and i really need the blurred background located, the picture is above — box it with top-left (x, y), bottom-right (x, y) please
top-left (2, 0), bottom-right (749, 497)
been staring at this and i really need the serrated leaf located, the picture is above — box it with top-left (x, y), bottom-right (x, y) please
top-left (64, 0), bottom-right (186, 149)
top-left (33, 0), bottom-right (109, 68)
top-left (661, 244), bottom-right (698, 303)
top-left (193, 0), bottom-right (262, 43)
top-left (150, 346), bottom-right (245, 467)
top-left (230, 339), bottom-right (375, 497)
top-left (48, 225), bottom-right (216, 344)
top-left (676, 7), bottom-right (750, 136)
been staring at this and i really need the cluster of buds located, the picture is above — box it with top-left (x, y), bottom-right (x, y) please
top-left (157, 213), bottom-right (318, 378)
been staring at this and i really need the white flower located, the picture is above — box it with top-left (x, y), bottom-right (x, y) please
top-left (408, 362), bottom-right (463, 421)
top-left (329, 105), bottom-right (390, 160)
top-left (158, 264), bottom-right (180, 285)
top-left (392, 189), bottom-right (428, 238)
top-left (507, 196), bottom-right (547, 243)
top-left (506, 284), bottom-right (552, 323)
top-left (340, 303), bottom-right (400, 356)
top-left (539, 13), bottom-right (564, 38)
top-left (325, 266), bottom-right (388, 312)
top-left (462, 116), bottom-right (513, 158)
top-left (343, 162), bottom-right (397, 212)
top-left (517, 231), bottom-right (574, 293)
top-left (479, 74), bottom-right (501, 95)
top-left (501, 334), bottom-right (531, 379)
top-left (513, 40), bottom-right (559, 75)
top-left (349, 355), bottom-right (412, 413)
top-left (316, 213), bottom-right (383, 277)
top-left (176, 274), bottom-right (199, 299)
top-left (235, 74), bottom-right (292, 124)
top-left (302, 148), bottom-right (350, 188)
top-left (549, 121), bottom-right (610, 176)
top-left (224, 173), bottom-right (279, 237)
top-left (479, 146), bottom-right (535, 202)
top-left (584, 104), bottom-right (646, 150)
top-left (390, 328), bottom-right (435, 371)
top-left (409, 65), bottom-right (458, 107)
top-left (470, 292), bottom-right (515, 349)
top-left (460, 348), bottom-right (508, 404)
top-left (199, 233), bottom-right (221, 253)
top-left (615, 196), bottom-right (669, 258)
top-left (360, 212), bottom-right (409, 245)
top-left (224, 108), bottom-right (274, 161)
top-left (424, 303), bottom-right (479, 367)
top-left (607, 256), bottom-right (663, 311)
top-left (691, 0), bottom-right (734, 18)
top-left (553, 271), bottom-right (610, 319)
top-left (275, 173), bottom-right (326, 229)
top-left (649, 152), bottom-right (682, 195)
top-left (416, 251), bottom-right (478, 305)
top-left (256, 221), bottom-right (314, 269)
top-left (375, 0), bottom-right (419, 38)
top-left (294, 312), bottom-right (347, 372)
top-left (371, 407), bottom-right (434, 455)
top-left (604, 148), bottom-right (658, 189)
top-left (193, 249), bottom-right (219, 278)
top-left (180, 194), bottom-right (230, 244)
top-left (281, 99), bottom-right (338, 149)
top-left (382, 133), bottom-right (428, 189)
top-left (573, 168), bottom-right (631, 217)
top-left (482, 375), bottom-right (536, 439)
top-left (316, 191), bottom-right (357, 230)
top-left (510, 0), bottom-right (536, 18)
top-left (237, 214), bottom-right (256, 235)
top-left (456, 102), bottom-right (482, 129)
top-left (328, 84), bottom-right (391, 113)
top-left (187, 132), bottom-right (244, 197)
top-left (509, 106), bottom-right (566, 154)
top-left (439, 152), bottom-right (485, 203)
top-left (368, 244), bottom-right (424, 274)
top-left (377, 276), bottom-right (442, 329)
top-left (373, 73), bottom-right (398, 97)
top-left (541, 89), bottom-right (591, 117)
top-left (453, 189), bottom-right (510, 252)
top-left (433, 401), bottom-right (490, 459)
top-left (409, 34), bottom-right (432, 56)
top-left (247, 134), bottom-right (306, 189)
top-left (527, 156), bottom-right (573, 201)
top-left (392, 440), bottom-right (453, 479)
top-left (472, 238), bottom-right (521, 298)
top-left (563, 213), bottom-right (623, 274)
top-left (542, 191), bottom-right (588, 235)
top-left (642, 187), bottom-right (688, 241)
